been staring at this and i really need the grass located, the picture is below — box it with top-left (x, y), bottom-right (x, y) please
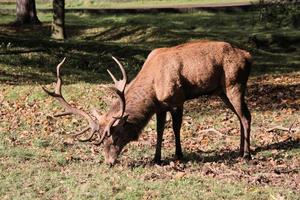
top-left (0, 0), bottom-right (255, 9)
top-left (0, 7), bottom-right (300, 200)
top-left (1, 10), bottom-right (299, 84)
top-left (1, 145), bottom-right (299, 199)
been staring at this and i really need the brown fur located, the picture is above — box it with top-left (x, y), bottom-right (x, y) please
top-left (100, 40), bottom-right (252, 165)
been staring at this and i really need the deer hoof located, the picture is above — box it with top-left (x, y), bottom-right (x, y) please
top-left (153, 157), bottom-right (162, 165)
top-left (243, 153), bottom-right (252, 160)
top-left (174, 153), bottom-right (184, 161)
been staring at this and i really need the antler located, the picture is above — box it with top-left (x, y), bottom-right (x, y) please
top-left (42, 58), bottom-right (100, 141)
top-left (107, 56), bottom-right (127, 118)
top-left (94, 56), bottom-right (128, 145)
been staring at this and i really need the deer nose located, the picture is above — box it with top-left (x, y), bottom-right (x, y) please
top-left (105, 156), bottom-right (117, 166)
top-left (107, 160), bottom-right (117, 167)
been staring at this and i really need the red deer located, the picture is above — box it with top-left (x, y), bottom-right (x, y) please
top-left (43, 40), bottom-right (252, 165)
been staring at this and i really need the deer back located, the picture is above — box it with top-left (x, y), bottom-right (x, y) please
top-left (136, 41), bottom-right (252, 106)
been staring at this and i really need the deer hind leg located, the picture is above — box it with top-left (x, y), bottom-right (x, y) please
top-left (171, 106), bottom-right (184, 160)
top-left (154, 111), bottom-right (167, 164)
top-left (219, 86), bottom-right (251, 159)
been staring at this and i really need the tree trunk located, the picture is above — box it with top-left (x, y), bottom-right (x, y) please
top-left (51, 0), bottom-right (66, 40)
top-left (15, 0), bottom-right (41, 25)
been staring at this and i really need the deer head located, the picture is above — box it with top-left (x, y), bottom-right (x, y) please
top-left (43, 57), bottom-right (130, 165)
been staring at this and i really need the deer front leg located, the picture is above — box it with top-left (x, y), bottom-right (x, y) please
top-left (154, 111), bottom-right (167, 164)
top-left (171, 106), bottom-right (183, 160)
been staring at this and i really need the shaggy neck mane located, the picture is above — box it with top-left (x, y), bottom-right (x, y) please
top-left (123, 79), bottom-right (156, 140)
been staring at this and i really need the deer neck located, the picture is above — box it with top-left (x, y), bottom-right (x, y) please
top-left (123, 78), bottom-right (156, 140)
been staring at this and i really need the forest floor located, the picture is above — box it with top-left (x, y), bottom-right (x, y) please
top-left (0, 8), bottom-right (300, 200)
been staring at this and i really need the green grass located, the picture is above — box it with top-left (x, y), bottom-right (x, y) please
top-left (1, 146), bottom-right (299, 200)
top-left (63, 0), bottom-right (253, 9)
top-left (0, 0), bottom-right (255, 9)
top-left (0, 10), bottom-right (299, 85)
top-left (0, 8), bottom-right (300, 200)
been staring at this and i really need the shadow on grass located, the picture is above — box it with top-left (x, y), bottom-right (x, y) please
top-left (0, 34), bottom-right (148, 84)
top-left (127, 138), bottom-right (300, 167)
top-left (182, 138), bottom-right (299, 164)
top-left (248, 83), bottom-right (299, 111)
top-left (0, 10), bottom-right (299, 85)
top-left (253, 138), bottom-right (300, 154)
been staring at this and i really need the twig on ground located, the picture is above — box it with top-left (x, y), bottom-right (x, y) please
top-left (288, 121), bottom-right (296, 133)
top-left (274, 168), bottom-right (300, 174)
top-left (266, 126), bottom-right (299, 133)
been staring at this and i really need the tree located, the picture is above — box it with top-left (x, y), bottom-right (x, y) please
top-left (51, 0), bottom-right (66, 40)
top-left (15, 0), bottom-right (41, 25)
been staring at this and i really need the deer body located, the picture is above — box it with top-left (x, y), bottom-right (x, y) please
top-left (44, 40), bottom-right (252, 165)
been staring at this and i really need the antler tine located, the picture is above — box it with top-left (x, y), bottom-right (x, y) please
top-left (96, 57), bottom-right (129, 144)
top-left (109, 87), bottom-right (126, 118)
top-left (112, 56), bottom-right (127, 85)
top-left (107, 69), bottom-right (117, 84)
top-left (55, 57), bottom-right (66, 94)
top-left (43, 58), bottom-right (100, 140)
top-left (105, 56), bottom-right (128, 120)
top-left (77, 129), bottom-right (97, 142)
top-left (93, 118), bottom-right (116, 145)
top-left (110, 56), bottom-right (127, 92)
